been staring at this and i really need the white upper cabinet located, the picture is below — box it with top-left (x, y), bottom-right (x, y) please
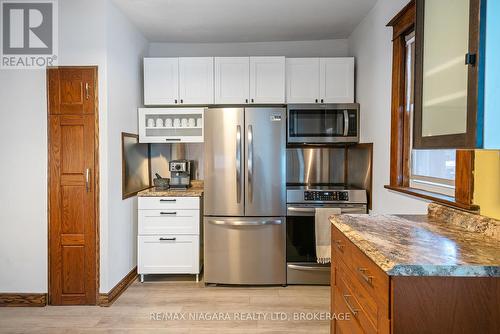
top-left (286, 57), bottom-right (355, 104)
top-left (144, 57), bottom-right (214, 106)
top-left (144, 58), bottom-right (179, 105)
top-left (286, 58), bottom-right (321, 104)
top-left (320, 57), bottom-right (355, 103)
top-left (215, 57), bottom-right (250, 104)
top-left (179, 57), bottom-right (214, 104)
top-left (249, 57), bottom-right (285, 104)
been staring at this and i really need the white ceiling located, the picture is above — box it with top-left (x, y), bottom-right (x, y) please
top-left (113, 0), bottom-right (377, 43)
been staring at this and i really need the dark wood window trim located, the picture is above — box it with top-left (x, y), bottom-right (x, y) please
top-left (386, 1), bottom-right (478, 212)
top-left (413, 0), bottom-right (482, 149)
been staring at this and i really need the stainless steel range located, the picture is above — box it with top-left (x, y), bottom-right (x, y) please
top-left (286, 186), bottom-right (367, 285)
top-left (286, 147), bottom-right (368, 285)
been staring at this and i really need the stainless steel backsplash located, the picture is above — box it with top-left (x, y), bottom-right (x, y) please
top-left (150, 143), bottom-right (204, 180)
top-left (286, 147), bottom-right (345, 185)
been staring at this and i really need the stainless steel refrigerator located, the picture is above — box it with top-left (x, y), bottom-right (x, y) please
top-left (204, 107), bottom-right (286, 285)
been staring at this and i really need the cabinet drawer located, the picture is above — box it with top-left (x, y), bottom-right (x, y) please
top-left (332, 286), bottom-right (364, 334)
top-left (350, 244), bottom-right (389, 307)
top-left (332, 226), bottom-right (352, 265)
top-left (138, 235), bottom-right (199, 274)
top-left (337, 260), bottom-right (379, 334)
top-left (138, 210), bottom-right (199, 235)
top-left (138, 196), bottom-right (200, 210)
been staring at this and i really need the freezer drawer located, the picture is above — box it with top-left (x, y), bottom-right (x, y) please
top-left (138, 235), bottom-right (200, 274)
top-left (204, 217), bottom-right (286, 285)
top-left (138, 209), bottom-right (200, 235)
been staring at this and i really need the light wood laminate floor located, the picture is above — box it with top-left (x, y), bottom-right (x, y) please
top-left (0, 277), bottom-right (330, 333)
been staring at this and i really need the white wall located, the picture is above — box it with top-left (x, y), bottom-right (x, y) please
top-left (149, 39), bottom-right (349, 57)
top-left (348, 0), bottom-right (428, 214)
top-left (102, 0), bottom-right (148, 292)
top-left (0, 70), bottom-right (48, 293)
top-left (0, 0), bottom-right (107, 293)
top-left (0, 0), bottom-right (146, 293)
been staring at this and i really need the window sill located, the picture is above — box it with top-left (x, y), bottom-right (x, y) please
top-left (384, 185), bottom-right (479, 211)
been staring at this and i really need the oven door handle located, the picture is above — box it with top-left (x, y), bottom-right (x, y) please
top-left (287, 207), bottom-right (316, 213)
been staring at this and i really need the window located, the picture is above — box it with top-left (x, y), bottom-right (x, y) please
top-left (404, 33), bottom-right (457, 196)
top-left (386, 1), bottom-right (476, 210)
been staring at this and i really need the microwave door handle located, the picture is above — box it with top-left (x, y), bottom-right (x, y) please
top-left (343, 110), bottom-right (349, 136)
top-left (236, 125), bottom-right (242, 204)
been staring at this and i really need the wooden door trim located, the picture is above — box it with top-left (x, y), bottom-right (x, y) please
top-left (46, 66), bottom-right (100, 305)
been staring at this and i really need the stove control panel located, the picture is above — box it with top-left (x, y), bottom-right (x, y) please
top-left (304, 191), bottom-right (349, 202)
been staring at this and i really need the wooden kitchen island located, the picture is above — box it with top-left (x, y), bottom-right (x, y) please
top-left (330, 203), bottom-right (500, 334)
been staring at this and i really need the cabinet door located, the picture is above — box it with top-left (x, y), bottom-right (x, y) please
top-left (179, 57), bottom-right (214, 104)
top-left (249, 57), bottom-right (285, 104)
top-left (286, 58), bottom-right (320, 103)
top-left (144, 58), bottom-right (179, 105)
top-left (214, 57), bottom-right (250, 104)
top-left (320, 57), bottom-right (355, 103)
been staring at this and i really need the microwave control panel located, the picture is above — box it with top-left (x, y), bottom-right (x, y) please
top-left (304, 191), bottom-right (349, 202)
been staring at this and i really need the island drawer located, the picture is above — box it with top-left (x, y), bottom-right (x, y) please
top-left (332, 285), bottom-right (364, 334)
top-left (337, 257), bottom-right (390, 334)
top-left (138, 196), bottom-right (200, 210)
top-left (349, 243), bottom-right (389, 307)
top-left (138, 209), bottom-right (200, 235)
top-left (332, 226), bottom-right (352, 264)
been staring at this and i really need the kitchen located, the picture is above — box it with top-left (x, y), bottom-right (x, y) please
top-left (0, 0), bottom-right (499, 333)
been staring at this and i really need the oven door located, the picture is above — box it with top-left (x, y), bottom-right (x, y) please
top-left (287, 104), bottom-right (359, 144)
top-left (286, 204), bottom-right (366, 285)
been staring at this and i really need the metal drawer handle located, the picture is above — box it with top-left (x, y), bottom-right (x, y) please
top-left (335, 240), bottom-right (344, 252)
top-left (358, 267), bottom-right (374, 286)
top-left (166, 138), bottom-right (182, 142)
top-left (342, 294), bottom-right (358, 316)
top-left (159, 237), bottom-right (176, 241)
top-left (160, 199), bottom-right (176, 202)
top-left (160, 212), bottom-right (177, 215)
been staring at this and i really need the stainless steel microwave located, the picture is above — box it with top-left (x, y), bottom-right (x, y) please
top-left (287, 104), bottom-right (360, 144)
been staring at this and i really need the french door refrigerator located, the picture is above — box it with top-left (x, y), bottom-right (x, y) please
top-left (204, 107), bottom-right (286, 285)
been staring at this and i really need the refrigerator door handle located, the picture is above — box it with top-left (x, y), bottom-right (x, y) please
top-left (207, 219), bottom-right (282, 226)
top-left (236, 125), bottom-right (242, 204)
top-left (247, 124), bottom-right (254, 203)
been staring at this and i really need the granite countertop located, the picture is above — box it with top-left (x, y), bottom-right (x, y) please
top-left (138, 180), bottom-right (204, 197)
top-left (330, 204), bottom-right (500, 277)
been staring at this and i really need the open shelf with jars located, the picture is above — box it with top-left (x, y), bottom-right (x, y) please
top-left (138, 108), bottom-right (205, 143)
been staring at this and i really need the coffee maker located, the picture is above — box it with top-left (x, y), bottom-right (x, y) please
top-left (169, 159), bottom-right (192, 189)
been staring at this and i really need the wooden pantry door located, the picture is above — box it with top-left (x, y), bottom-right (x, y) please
top-left (47, 67), bottom-right (99, 305)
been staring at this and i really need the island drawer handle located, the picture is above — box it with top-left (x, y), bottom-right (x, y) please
top-left (335, 240), bottom-right (344, 252)
top-left (160, 212), bottom-right (177, 215)
top-left (342, 294), bottom-right (358, 317)
top-left (358, 267), bottom-right (374, 286)
top-left (160, 199), bottom-right (176, 202)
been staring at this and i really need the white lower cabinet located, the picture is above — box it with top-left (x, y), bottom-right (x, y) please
top-left (138, 196), bottom-right (201, 282)
top-left (138, 235), bottom-right (199, 274)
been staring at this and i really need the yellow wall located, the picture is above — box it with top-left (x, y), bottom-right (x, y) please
top-left (473, 150), bottom-right (500, 219)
